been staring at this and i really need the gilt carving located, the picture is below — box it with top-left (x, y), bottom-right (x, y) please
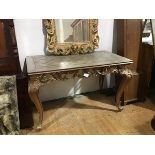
top-left (44, 19), bottom-right (99, 55)
top-left (27, 52), bottom-right (133, 128)
top-left (29, 65), bottom-right (133, 89)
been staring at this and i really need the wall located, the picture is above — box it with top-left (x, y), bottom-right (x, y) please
top-left (14, 19), bottom-right (114, 102)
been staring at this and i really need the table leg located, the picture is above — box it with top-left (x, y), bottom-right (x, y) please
top-left (116, 74), bottom-right (132, 111)
top-left (28, 81), bottom-right (43, 129)
top-left (99, 75), bottom-right (105, 92)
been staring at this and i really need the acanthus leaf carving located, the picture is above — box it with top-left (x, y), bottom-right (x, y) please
top-left (44, 19), bottom-right (99, 56)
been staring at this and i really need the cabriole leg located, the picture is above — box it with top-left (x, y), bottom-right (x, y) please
top-left (99, 75), bottom-right (105, 92)
top-left (28, 80), bottom-right (43, 129)
top-left (116, 69), bottom-right (132, 111)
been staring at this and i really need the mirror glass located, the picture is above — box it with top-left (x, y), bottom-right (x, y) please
top-left (142, 19), bottom-right (153, 45)
top-left (55, 19), bottom-right (89, 43)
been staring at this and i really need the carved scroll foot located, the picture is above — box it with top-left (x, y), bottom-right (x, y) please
top-left (116, 69), bottom-right (132, 111)
top-left (28, 81), bottom-right (43, 129)
top-left (99, 75), bottom-right (105, 93)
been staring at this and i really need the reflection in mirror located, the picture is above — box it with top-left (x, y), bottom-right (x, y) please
top-left (44, 19), bottom-right (99, 55)
top-left (151, 19), bottom-right (155, 57)
top-left (55, 19), bottom-right (89, 43)
top-left (151, 20), bottom-right (155, 46)
top-left (142, 19), bottom-right (153, 45)
top-left (143, 19), bottom-right (155, 56)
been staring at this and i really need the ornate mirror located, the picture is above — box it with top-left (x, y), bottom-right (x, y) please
top-left (44, 19), bottom-right (99, 55)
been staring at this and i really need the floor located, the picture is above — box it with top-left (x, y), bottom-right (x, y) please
top-left (22, 91), bottom-right (155, 135)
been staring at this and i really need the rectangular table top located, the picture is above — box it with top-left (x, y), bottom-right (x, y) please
top-left (26, 51), bottom-right (133, 75)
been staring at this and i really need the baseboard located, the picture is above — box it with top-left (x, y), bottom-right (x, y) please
top-left (124, 98), bottom-right (145, 104)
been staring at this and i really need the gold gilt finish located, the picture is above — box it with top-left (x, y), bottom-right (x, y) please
top-left (44, 19), bottom-right (99, 55)
top-left (28, 66), bottom-right (132, 128)
top-left (26, 51), bottom-right (133, 128)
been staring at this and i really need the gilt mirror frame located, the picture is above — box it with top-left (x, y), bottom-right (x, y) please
top-left (44, 19), bottom-right (99, 55)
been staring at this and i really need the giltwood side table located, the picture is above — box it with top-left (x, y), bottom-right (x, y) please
top-left (26, 51), bottom-right (133, 128)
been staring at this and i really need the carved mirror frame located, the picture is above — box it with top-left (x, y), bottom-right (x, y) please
top-left (44, 19), bottom-right (99, 55)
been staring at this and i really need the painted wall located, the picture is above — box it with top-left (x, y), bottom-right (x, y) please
top-left (14, 19), bottom-right (114, 102)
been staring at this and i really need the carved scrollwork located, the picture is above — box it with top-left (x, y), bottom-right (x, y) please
top-left (28, 64), bottom-right (133, 128)
top-left (39, 74), bottom-right (52, 83)
top-left (44, 19), bottom-right (99, 56)
top-left (29, 65), bottom-right (132, 89)
top-left (119, 68), bottom-right (133, 78)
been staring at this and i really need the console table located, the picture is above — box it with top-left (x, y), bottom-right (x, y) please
top-left (26, 51), bottom-right (133, 128)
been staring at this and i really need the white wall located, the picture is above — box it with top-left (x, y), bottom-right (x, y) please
top-left (14, 19), bottom-right (114, 102)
